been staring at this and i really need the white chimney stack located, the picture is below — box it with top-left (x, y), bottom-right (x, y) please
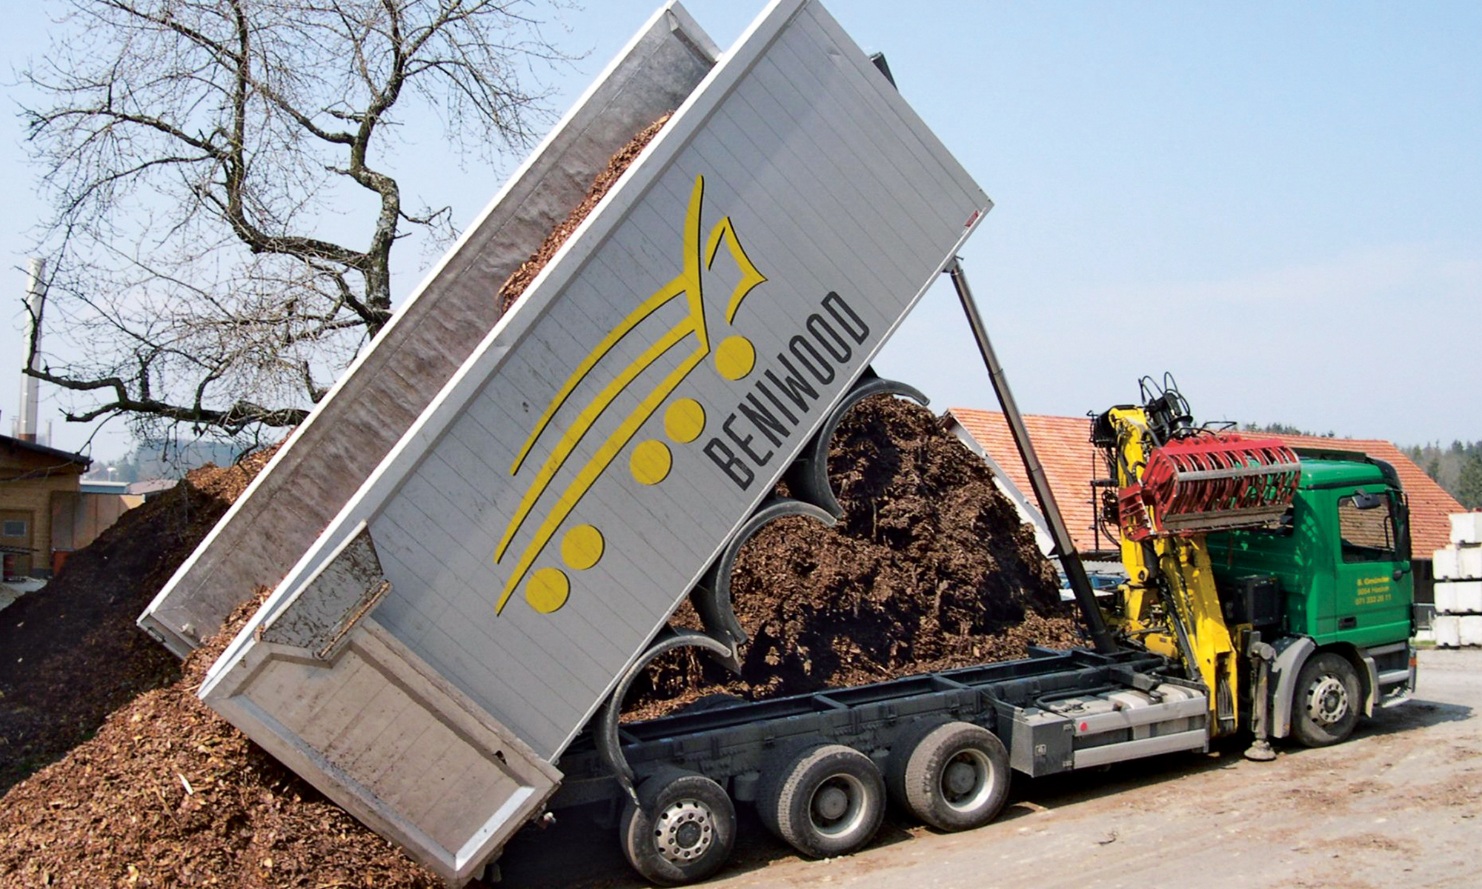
top-left (17, 257), bottom-right (46, 443)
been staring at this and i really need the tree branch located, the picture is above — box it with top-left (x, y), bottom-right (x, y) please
top-left (20, 0), bottom-right (571, 441)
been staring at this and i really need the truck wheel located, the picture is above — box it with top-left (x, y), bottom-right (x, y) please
top-left (619, 768), bottom-right (736, 886)
top-left (758, 744), bottom-right (886, 858)
top-left (1292, 652), bottom-right (1362, 747)
top-left (888, 721), bottom-right (1009, 831)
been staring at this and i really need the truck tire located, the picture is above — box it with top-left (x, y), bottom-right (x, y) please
top-left (1292, 652), bottom-right (1362, 747)
top-left (619, 767), bottom-right (736, 885)
top-left (757, 744), bottom-right (885, 859)
top-left (888, 721), bottom-right (1009, 831)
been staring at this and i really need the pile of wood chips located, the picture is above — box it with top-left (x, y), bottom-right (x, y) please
top-left (1, 586), bottom-right (442, 887)
top-left (625, 395), bottom-right (1079, 718)
top-left (1, 450), bottom-right (446, 887)
top-left (0, 450), bottom-right (275, 793)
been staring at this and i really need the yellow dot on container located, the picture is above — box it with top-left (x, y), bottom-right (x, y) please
top-left (562, 524), bottom-right (605, 571)
top-left (631, 439), bottom-right (672, 485)
top-left (714, 335), bottom-right (755, 381)
top-left (525, 567), bottom-right (570, 614)
top-left (665, 398), bottom-right (706, 443)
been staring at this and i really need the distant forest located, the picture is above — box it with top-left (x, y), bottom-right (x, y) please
top-left (1243, 423), bottom-right (1482, 509)
top-left (1401, 441), bottom-right (1482, 509)
top-left (84, 439), bottom-right (246, 484)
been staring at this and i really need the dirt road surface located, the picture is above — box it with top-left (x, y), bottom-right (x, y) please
top-left (497, 648), bottom-right (1480, 889)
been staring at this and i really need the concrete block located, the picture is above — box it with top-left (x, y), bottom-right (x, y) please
top-left (1434, 547), bottom-right (1459, 579)
top-left (1435, 580), bottom-right (1482, 614)
top-left (1434, 615), bottom-right (1461, 648)
top-left (1464, 615), bottom-right (1482, 647)
top-left (1435, 545), bottom-right (1482, 580)
top-left (1449, 512), bottom-right (1482, 545)
top-left (1456, 547), bottom-right (1482, 579)
top-left (1459, 580), bottom-right (1481, 612)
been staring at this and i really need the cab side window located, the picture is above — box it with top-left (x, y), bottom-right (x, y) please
top-left (1337, 493), bottom-right (1396, 562)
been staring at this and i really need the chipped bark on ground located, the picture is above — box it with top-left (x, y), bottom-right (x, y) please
top-left (0, 590), bottom-right (442, 888)
top-left (0, 449), bottom-right (276, 794)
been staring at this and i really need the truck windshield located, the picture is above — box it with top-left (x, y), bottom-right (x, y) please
top-left (1337, 493), bottom-right (1397, 562)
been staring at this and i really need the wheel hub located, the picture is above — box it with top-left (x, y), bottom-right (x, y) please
top-left (815, 785), bottom-right (849, 821)
top-left (810, 775), bottom-right (867, 837)
top-left (944, 760), bottom-right (977, 797)
top-left (1306, 675), bottom-right (1349, 725)
top-left (653, 799), bottom-right (715, 863)
top-left (938, 748), bottom-right (996, 812)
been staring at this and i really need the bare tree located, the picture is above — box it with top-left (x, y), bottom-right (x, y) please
top-left (20, 0), bottom-right (570, 442)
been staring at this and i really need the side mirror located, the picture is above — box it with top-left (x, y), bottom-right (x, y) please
top-left (1351, 490), bottom-right (1384, 510)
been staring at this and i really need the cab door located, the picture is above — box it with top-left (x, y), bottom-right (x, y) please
top-left (1331, 487), bottom-right (1413, 646)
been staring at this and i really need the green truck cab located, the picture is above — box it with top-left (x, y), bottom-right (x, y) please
top-left (1205, 448), bottom-right (1416, 744)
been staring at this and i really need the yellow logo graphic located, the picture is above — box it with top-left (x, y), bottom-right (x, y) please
top-left (493, 174), bottom-right (767, 615)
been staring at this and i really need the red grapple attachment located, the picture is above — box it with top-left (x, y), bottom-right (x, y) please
top-left (1119, 433), bottom-right (1300, 541)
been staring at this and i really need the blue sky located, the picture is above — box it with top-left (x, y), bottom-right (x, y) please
top-left (2, 1), bottom-right (1479, 460)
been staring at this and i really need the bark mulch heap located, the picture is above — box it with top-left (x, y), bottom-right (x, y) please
top-left (0, 588), bottom-right (441, 888)
top-left (0, 452), bottom-right (444, 888)
top-left (625, 395), bottom-right (1082, 718)
top-left (0, 450), bottom-right (275, 794)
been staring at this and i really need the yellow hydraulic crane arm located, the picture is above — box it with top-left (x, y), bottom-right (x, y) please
top-left (1102, 406), bottom-right (1242, 737)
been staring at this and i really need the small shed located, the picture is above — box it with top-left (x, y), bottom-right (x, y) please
top-left (0, 435), bottom-right (91, 579)
top-left (49, 480), bottom-right (145, 570)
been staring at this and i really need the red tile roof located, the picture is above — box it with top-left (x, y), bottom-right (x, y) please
top-left (1259, 432), bottom-right (1462, 558)
top-left (946, 409), bottom-right (1462, 558)
top-left (945, 410), bottom-right (1113, 554)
